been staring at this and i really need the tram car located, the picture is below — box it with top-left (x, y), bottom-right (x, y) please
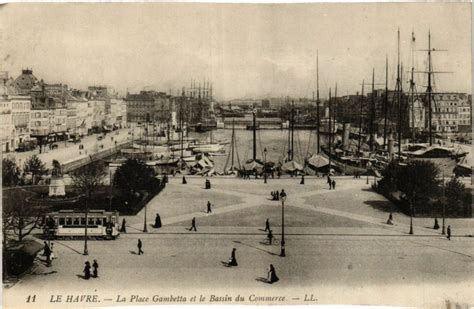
top-left (43, 210), bottom-right (120, 240)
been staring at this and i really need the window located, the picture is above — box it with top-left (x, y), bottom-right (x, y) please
top-left (73, 217), bottom-right (79, 225)
top-left (59, 218), bottom-right (65, 225)
top-left (80, 218), bottom-right (86, 225)
top-left (88, 218), bottom-right (94, 225)
top-left (95, 218), bottom-right (103, 225)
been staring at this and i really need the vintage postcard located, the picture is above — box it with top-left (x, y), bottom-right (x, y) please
top-left (1, 2), bottom-right (472, 308)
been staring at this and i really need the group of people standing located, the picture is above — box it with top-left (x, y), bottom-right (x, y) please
top-left (270, 189), bottom-right (287, 201)
top-left (83, 260), bottom-right (99, 279)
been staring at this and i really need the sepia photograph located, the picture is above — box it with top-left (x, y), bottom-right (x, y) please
top-left (0, 2), bottom-right (472, 308)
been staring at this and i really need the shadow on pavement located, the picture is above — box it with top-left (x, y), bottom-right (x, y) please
top-left (233, 240), bottom-right (278, 256)
top-left (364, 200), bottom-right (399, 213)
top-left (32, 270), bottom-right (57, 276)
top-left (129, 251), bottom-right (137, 255)
top-left (255, 277), bottom-right (269, 284)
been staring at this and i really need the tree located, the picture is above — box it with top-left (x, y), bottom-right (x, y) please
top-left (70, 160), bottom-right (106, 255)
top-left (444, 177), bottom-right (468, 216)
top-left (397, 160), bottom-right (441, 215)
top-left (70, 160), bottom-right (107, 201)
top-left (2, 157), bottom-right (21, 187)
top-left (2, 189), bottom-right (42, 243)
top-left (23, 155), bottom-right (48, 185)
top-left (377, 160), bottom-right (401, 193)
top-left (113, 159), bottom-right (155, 200)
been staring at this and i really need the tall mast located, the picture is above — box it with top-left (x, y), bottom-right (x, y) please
top-left (409, 31), bottom-right (416, 142)
top-left (358, 81), bottom-right (364, 155)
top-left (291, 100), bottom-right (295, 161)
top-left (370, 68), bottom-right (375, 151)
top-left (334, 83), bottom-right (338, 152)
top-left (180, 89), bottom-right (184, 168)
top-left (287, 97), bottom-right (291, 161)
top-left (231, 119), bottom-right (235, 169)
top-left (252, 108), bottom-right (257, 161)
top-left (328, 88), bottom-right (332, 167)
top-left (316, 50), bottom-right (320, 154)
top-left (427, 30), bottom-right (433, 146)
top-left (395, 28), bottom-right (403, 159)
top-left (383, 56), bottom-right (389, 149)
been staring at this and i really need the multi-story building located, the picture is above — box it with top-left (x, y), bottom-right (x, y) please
top-left (1, 72), bottom-right (14, 152)
top-left (110, 97), bottom-right (127, 128)
top-left (125, 91), bottom-right (172, 124)
top-left (431, 93), bottom-right (470, 134)
top-left (10, 94), bottom-right (31, 146)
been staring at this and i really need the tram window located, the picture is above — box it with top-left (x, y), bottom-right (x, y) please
top-left (73, 217), bottom-right (80, 225)
top-left (66, 217), bottom-right (72, 225)
top-left (103, 217), bottom-right (107, 226)
top-left (59, 218), bottom-right (65, 225)
top-left (111, 217), bottom-right (116, 224)
top-left (88, 218), bottom-right (94, 225)
top-left (95, 218), bottom-right (102, 225)
top-left (80, 218), bottom-right (86, 225)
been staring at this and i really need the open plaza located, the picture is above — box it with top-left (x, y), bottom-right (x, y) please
top-left (4, 175), bottom-right (474, 308)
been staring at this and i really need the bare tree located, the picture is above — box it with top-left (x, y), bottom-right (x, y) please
top-left (23, 155), bottom-right (49, 185)
top-left (70, 160), bottom-right (107, 255)
top-left (2, 189), bottom-right (42, 243)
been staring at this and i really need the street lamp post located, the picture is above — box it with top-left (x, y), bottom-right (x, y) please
top-left (280, 195), bottom-right (286, 257)
top-left (263, 147), bottom-right (267, 184)
top-left (409, 200), bottom-right (414, 235)
top-left (442, 174), bottom-right (446, 235)
top-left (143, 201), bottom-right (148, 233)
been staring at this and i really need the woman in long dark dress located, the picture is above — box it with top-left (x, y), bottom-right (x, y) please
top-left (84, 261), bottom-right (91, 279)
top-left (228, 248), bottom-right (238, 266)
top-left (267, 264), bottom-right (279, 284)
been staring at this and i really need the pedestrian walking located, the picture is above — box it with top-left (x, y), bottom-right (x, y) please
top-left (332, 179), bottom-right (336, 190)
top-left (433, 217), bottom-right (440, 230)
top-left (280, 189), bottom-right (287, 199)
top-left (137, 239), bottom-right (144, 255)
top-left (267, 264), bottom-right (279, 284)
top-left (120, 218), bottom-right (127, 233)
top-left (386, 213), bottom-right (394, 225)
top-left (84, 261), bottom-right (91, 279)
top-left (447, 225), bottom-right (451, 240)
top-left (207, 201), bottom-right (212, 213)
top-left (267, 230), bottom-right (274, 245)
top-left (92, 259), bottom-right (99, 278)
top-left (265, 218), bottom-right (270, 232)
top-left (188, 217), bottom-right (197, 232)
top-left (182, 176), bottom-right (187, 184)
top-left (228, 248), bottom-right (238, 266)
top-left (154, 213), bottom-right (162, 228)
top-left (300, 174), bottom-right (305, 185)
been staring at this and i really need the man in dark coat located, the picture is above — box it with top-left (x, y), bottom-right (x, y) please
top-left (265, 218), bottom-right (270, 232)
top-left (120, 218), bottom-right (127, 233)
top-left (280, 189), bottom-right (287, 199)
top-left (154, 214), bottom-right (162, 228)
top-left (332, 179), bottom-right (336, 190)
top-left (92, 260), bottom-right (99, 278)
top-left (447, 225), bottom-right (451, 240)
top-left (300, 175), bottom-right (305, 185)
top-left (182, 176), bottom-right (187, 184)
top-left (137, 239), bottom-right (144, 255)
top-left (207, 201), bottom-right (212, 213)
top-left (188, 217), bottom-right (197, 232)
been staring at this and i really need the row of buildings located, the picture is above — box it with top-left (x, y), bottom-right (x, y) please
top-left (1, 69), bottom-right (217, 152)
top-left (1, 69), bottom-right (127, 152)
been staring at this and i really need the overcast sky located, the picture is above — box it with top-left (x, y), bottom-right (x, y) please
top-left (0, 3), bottom-right (471, 100)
